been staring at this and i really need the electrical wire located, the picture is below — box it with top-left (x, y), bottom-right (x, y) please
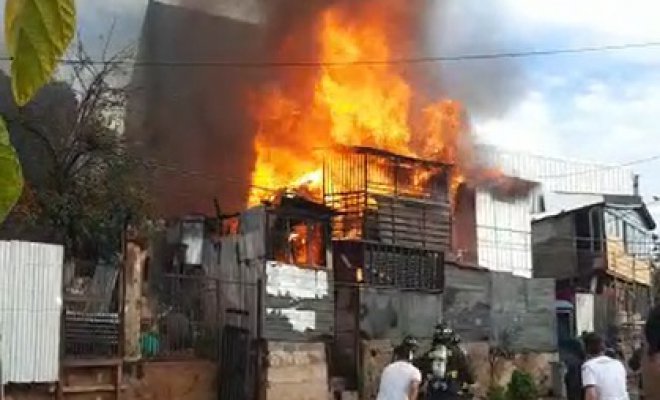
top-left (3, 40), bottom-right (660, 68)
top-left (538, 153), bottom-right (660, 179)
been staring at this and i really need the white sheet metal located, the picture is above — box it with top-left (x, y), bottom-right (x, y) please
top-left (575, 293), bottom-right (595, 335)
top-left (0, 241), bottom-right (64, 383)
top-left (476, 190), bottom-right (533, 277)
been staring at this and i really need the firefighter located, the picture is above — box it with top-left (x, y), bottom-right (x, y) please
top-left (449, 333), bottom-right (474, 398)
top-left (419, 323), bottom-right (474, 400)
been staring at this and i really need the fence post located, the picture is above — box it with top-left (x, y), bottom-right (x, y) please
top-left (0, 331), bottom-right (4, 400)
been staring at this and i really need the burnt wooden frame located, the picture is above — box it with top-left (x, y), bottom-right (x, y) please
top-left (323, 146), bottom-right (452, 252)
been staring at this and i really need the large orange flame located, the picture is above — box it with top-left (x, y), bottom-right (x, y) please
top-left (248, 4), bottom-right (467, 206)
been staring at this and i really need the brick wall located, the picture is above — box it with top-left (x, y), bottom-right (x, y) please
top-left (264, 341), bottom-right (329, 400)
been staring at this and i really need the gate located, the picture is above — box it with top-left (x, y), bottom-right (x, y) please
top-left (219, 325), bottom-right (251, 400)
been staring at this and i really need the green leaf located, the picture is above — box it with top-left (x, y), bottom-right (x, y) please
top-left (5, 0), bottom-right (76, 106)
top-left (0, 117), bottom-right (23, 222)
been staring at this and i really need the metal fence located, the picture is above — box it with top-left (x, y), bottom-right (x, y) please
top-left (62, 261), bottom-right (121, 359)
top-left (142, 273), bottom-right (220, 360)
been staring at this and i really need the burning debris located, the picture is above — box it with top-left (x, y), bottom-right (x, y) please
top-left (248, 0), bottom-right (527, 207)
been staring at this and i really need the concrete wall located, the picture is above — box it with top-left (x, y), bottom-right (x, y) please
top-left (444, 264), bottom-right (557, 352)
top-left (359, 339), bottom-right (558, 400)
top-left (359, 287), bottom-right (443, 340)
top-left (264, 341), bottom-right (329, 400)
top-left (443, 265), bottom-right (491, 342)
top-left (491, 274), bottom-right (557, 352)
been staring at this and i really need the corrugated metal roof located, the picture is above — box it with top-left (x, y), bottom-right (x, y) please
top-left (0, 241), bottom-right (63, 384)
top-left (477, 145), bottom-right (635, 195)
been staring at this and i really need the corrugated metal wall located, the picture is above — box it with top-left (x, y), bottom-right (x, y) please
top-left (475, 146), bottom-right (635, 277)
top-left (0, 241), bottom-right (64, 384)
top-left (476, 191), bottom-right (533, 277)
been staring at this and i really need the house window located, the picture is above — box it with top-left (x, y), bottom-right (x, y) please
top-left (270, 216), bottom-right (327, 268)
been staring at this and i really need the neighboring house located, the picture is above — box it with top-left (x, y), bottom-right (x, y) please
top-left (472, 145), bottom-right (637, 278)
top-left (532, 192), bottom-right (656, 340)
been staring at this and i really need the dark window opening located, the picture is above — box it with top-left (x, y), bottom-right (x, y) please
top-left (591, 210), bottom-right (602, 251)
top-left (575, 211), bottom-right (591, 250)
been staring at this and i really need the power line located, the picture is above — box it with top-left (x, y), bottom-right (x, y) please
top-left (3, 41), bottom-right (660, 68)
top-left (538, 153), bottom-right (660, 179)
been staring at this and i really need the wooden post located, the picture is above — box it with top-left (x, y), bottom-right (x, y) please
top-left (123, 241), bottom-right (147, 363)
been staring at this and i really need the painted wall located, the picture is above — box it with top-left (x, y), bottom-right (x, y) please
top-left (264, 261), bottom-right (334, 341)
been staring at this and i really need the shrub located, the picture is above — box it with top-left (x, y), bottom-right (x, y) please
top-left (487, 385), bottom-right (508, 400)
top-left (507, 370), bottom-right (538, 400)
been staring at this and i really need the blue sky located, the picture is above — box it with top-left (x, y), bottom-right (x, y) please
top-left (10, 0), bottom-right (660, 212)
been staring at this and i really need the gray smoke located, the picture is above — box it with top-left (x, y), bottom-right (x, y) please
top-left (417, 0), bottom-right (527, 118)
top-left (125, 0), bottom-right (526, 216)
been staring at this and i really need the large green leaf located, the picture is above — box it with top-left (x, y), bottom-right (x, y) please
top-left (0, 117), bottom-right (23, 222)
top-left (5, 0), bottom-right (76, 106)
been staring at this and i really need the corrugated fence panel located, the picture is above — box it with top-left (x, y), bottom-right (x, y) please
top-left (0, 241), bottom-right (64, 384)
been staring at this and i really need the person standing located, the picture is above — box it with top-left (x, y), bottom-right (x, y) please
top-left (377, 336), bottom-right (423, 400)
top-left (581, 332), bottom-right (629, 400)
top-left (418, 323), bottom-right (473, 400)
top-left (640, 305), bottom-right (660, 399)
top-left (564, 338), bottom-right (586, 400)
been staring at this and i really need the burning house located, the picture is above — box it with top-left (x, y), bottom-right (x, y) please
top-left (126, 0), bottom-right (562, 398)
top-left (325, 146), bottom-right (449, 389)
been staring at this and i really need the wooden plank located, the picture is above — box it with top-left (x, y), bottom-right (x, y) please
top-left (606, 240), bottom-right (651, 285)
top-left (371, 194), bottom-right (450, 208)
top-left (371, 233), bottom-right (451, 246)
top-left (62, 358), bottom-right (123, 368)
top-left (62, 384), bottom-right (127, 393)
top-left (372, 203), bottom-right (450, 214)
top-left (365, 214), bottom-right (451, 231)
top-left (124, 242), bottom-right (147, 362)
top-left (368, 220), bottom-right (451, 235)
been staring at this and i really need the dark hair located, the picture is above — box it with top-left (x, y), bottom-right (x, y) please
top-left (583, 332), bottom-right (605, 356)
top-left (646, 305), bottom-right (660, 355)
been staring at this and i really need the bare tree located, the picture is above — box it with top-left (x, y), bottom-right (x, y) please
top-left (1, 31), bottom-right (149, 261)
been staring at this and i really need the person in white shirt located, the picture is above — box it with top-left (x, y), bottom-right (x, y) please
top-left (378, 336), bottom-right (422, 400)
top-left (581, 332), bottom-right (629, 400)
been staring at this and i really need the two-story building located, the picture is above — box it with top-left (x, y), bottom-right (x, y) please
top-left (532, 192), bottom-right (656, 343)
